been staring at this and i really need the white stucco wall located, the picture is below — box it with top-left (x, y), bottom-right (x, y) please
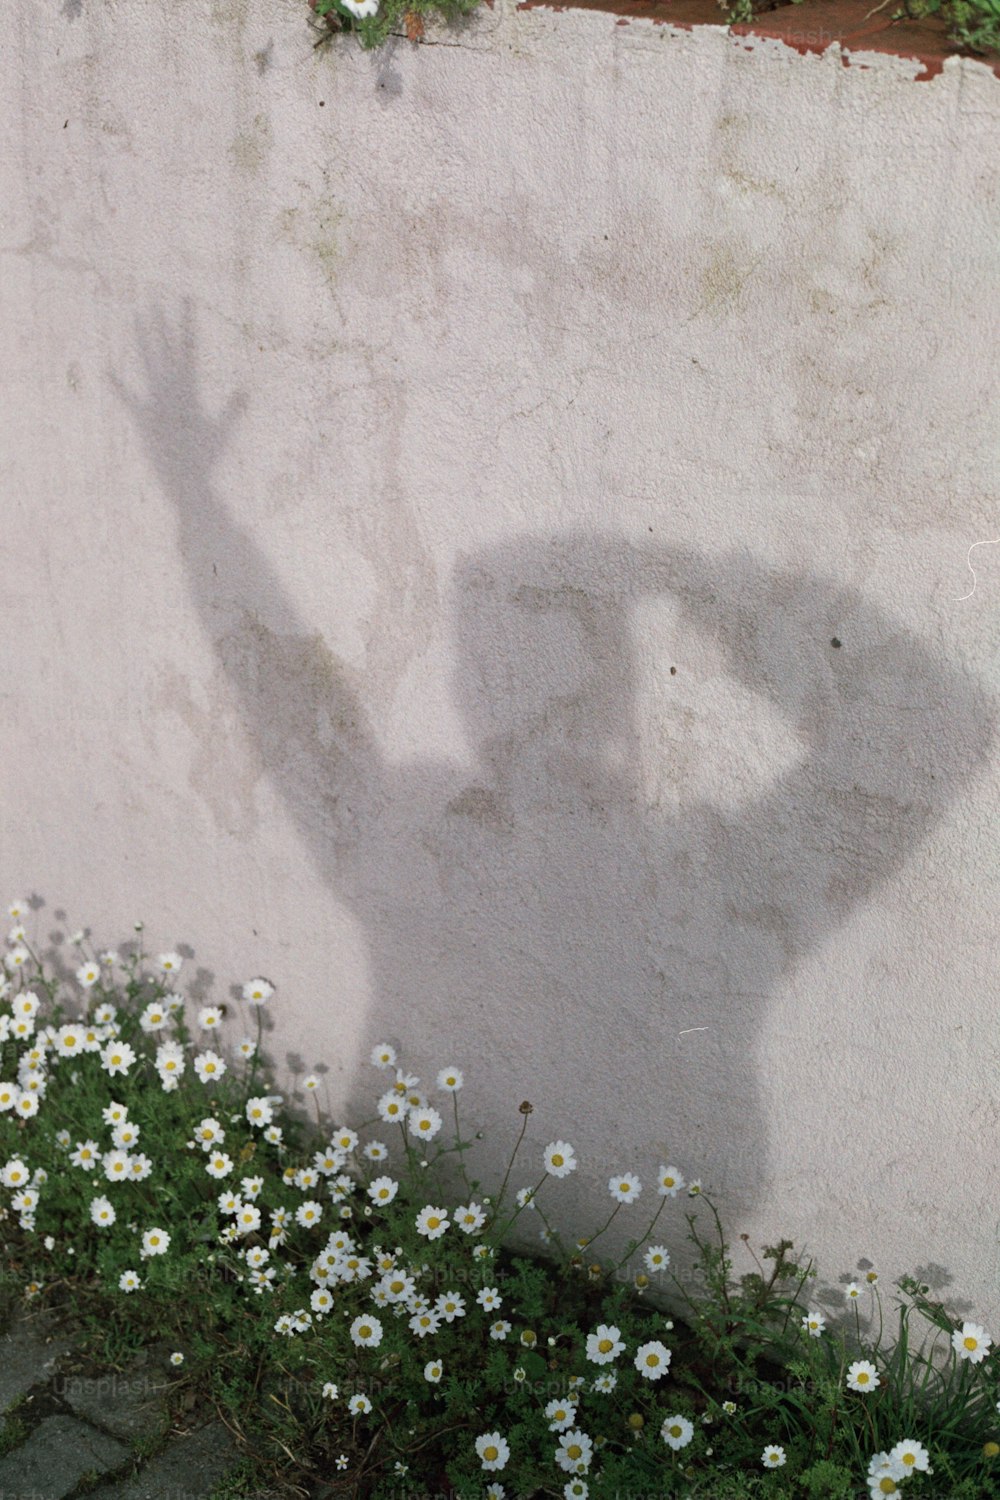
top-left (4, 0), bottom-right (1000, 1327)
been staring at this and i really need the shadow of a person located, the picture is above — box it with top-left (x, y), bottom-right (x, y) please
top-left (115, 304), bottom-right (996, 1226)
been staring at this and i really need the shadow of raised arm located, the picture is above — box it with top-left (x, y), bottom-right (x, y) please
top-left (633, 536), bottom-right (996, 966)
top-left (114, 303), bottom-right (384, 867)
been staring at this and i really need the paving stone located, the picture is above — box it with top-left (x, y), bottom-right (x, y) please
top-left (0, 1413), bottom-right (131, 1500)
top-left (83, 1418), bottom-right (241, 1500)
top-left (56, 1342), bottom-right (173, 1443)
top-left (0, 1307), bottom-right (81, 1414)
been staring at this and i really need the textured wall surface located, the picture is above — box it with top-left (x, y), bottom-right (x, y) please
top-left (4, 0), bottom-right (1000, 1322)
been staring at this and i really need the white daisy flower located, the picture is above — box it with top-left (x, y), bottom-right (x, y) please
top-left (296, 1200), bottom-right (323, 1228)
top-left (489, 1320), bottom-right (511, 1340)
top-left (367, 1176), bottom-right (398, 1212)
top-left (380, 1271), bottom-right (416, 1303)
top-left (140, 1227), bottom-right (170, 1258)
top-left (802, 1310), bottom-right (826, 1337)
top-left (76, 962), bottom-right (101, 989)
top-left (888, 1439), bottom-right (930, 1475)
top-left (436, 1067), bottom-right (463, 1092)
top-left (591, 1372), bottom-right (617, 1393)
top-left (845, 1282), bottom-right (863, 1302)
top-left (475, 1433), bottom-right (510, 1472)
top-left (435, 1291), bottom-right (465, 1322)
top-left (454, 1202), bottom-right (486, 1233)
top-left (634, 1341), bottom-right (671, 1379)
top-left (370, 1043), bottom-right (397, 1069)
top-left (302, 1074), bottom-right (320, 1092)
top-left (545, 1399), bottom-right (576, 1432)
top-left (193, 1051), bottom-right (226, 1084)
top-left (322, 1381), bottom-right (338, 1399)
top-left (156, 952), bottom-right (183, 975)
top-left (477, 1286), bottom-right (502, 1311)
top-left (330, 1126), bottom-right (358, 1154)
top-left (349, 1315), bottom-right (383, 1348)
top-left (235, 1203), bottom-right (262, 1235)
top-left (555, 1430), bottom-right (593, 1474)
top-left (609, 1172), bottom-right (641, 1204)
top-left (169, 1352), bottom-right (185, 1366)
top-left (661, 1415), bottom-right (694, 1450)
top-left (846, 1360), bottom-right (880, 1391)
top-left (4, 947), bottom-right (30, 973)
top-left (409, 1309), bottom-right (441, 1338)
top-left (7, 899), bottom-right (29, 920)
top-left (656, 1165), bottom-right (685, 1197)
top-left (953, 1321), bottom-right (992, 1364)
top-left (644, 1245), bottom-right (670, 1273)
top-left (198, 1006), bottom-right (223, 1030)
top-left (761, 1445), bottom-right (786, 1468)
top-left (409, 1107), bottom-right (443, 1142)
top-left (100, 1041), bottom-right (136, 1077)
top-left (564, 1483), bottom-right (588, 1500)
top-left (347, 1394), bottom-right (372, 1415)
top-left (102, 1150), bottom-right (132, 1183)
top-left (377, 1090), bottom-right (408, 1124)
top-left (118, 1270), bottom-right (142, 1292)
top-left (415, 1206), bottom-right (449, 1240)
top-left (111, 1122), bottom-right (141, 1149)
top-left (543, 1142), bottom-right (576, 1178)
top-left (71, 1141), bottom-right (99, 1170)
top-left (14, 1092), bottom-right (39, 1118)
top-left (206, 1153), bottom-right (234, 1179)
top-left (129, 1154), bottom-right (153, 1180)
top-left (242, 978), bottom-right (273, 1006)
top-left (363, 1140), bottom-right (388, 1162)
top-left (424, 1360), bottom-right (443, 1383)
top-left (54, 1025), bottom-right (85, 1059)
top-left (245, 1097), bottom-right (273, 1128)
top-left (2, 1158), bottom-right (29, 1188)
top-left (586, 1325), bottom-right (624, 1365)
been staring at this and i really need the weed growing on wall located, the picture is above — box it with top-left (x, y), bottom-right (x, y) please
top-left (308, 0), bottom-right (481, 50)
top-left (3, 900), bottom-right (1000, 1498)
top-left (719, 0), bottom-right (1000, 54)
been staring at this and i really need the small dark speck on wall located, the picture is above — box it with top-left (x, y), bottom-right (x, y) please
top-left (670, 666), bottom-right (677, 675)
top-left (831, 637), bottom-right (842, 649)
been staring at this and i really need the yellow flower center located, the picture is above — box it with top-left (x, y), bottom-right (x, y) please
top-left (645, 1354), bottom-right (660, 1367)
top-left (619, 1182), bottom-right (629, 1192)
top-left (878, 1481), bottom-right (897, 1495)
top-left (598, 1338), bottom-right (613, 1353)
top-left (359, 1326), bottom-right (371, 1339)
top-left (857, 1372), bottom-right (869, 1384)
top-left (427, 1216), bottom-right (441, 1229)
top-left (670, 1425), bottom-right (682, 1438)
top-left (567, 1445), bottom-right (582, 1460)
top-left (552, 1154), bottom-right (563, 1167)
top-left (483, 1446), bottom-right (498, 1462)
top-left (964, 1336), bottom-right (978, 1350)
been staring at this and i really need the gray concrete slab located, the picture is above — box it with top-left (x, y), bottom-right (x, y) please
top-left (0, 1413), bottom-right (130, 1500)
top-left (82, 1419), bottom-right (241, 1500)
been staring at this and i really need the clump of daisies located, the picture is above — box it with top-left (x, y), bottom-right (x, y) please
top-left (4, 902), bottom-right (1000, 1500)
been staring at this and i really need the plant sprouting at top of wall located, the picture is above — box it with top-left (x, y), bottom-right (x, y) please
top-left (307, 0), bottom-right (999, 59)
top-left (309, 0), bottom-right (482, 50)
